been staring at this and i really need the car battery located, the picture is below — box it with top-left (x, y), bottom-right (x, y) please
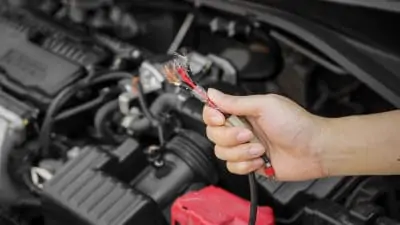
top-left (171, 185), bottom-right (275, 225)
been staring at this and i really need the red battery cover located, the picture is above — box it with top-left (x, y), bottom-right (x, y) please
top-left (171, 186), bottom-right (275, 225)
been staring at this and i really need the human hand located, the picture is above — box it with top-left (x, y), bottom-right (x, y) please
top-left (203, 88), bottom-right (327, 181)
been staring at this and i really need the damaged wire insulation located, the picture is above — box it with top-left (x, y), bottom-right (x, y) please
top-left (161, 53), bottom-right (276, 225)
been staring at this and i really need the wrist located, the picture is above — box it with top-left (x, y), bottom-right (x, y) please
top-left (300, 110), bottom-right (400, 179)
top-left (309, 115), bottom-right (338, 178)
top-left (313, 115), bottom-right (369, 178)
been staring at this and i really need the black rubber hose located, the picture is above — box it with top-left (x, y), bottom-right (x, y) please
top-left (151, 93), bottom-right (180, 114)
top-left (94, 100), bottom-right (121, 143)
top-left (129, 93), bottom-right (180, 132)
top-left (166, 129), bottom-right (218, 184)
top-left (39, 72), bottom-right (133, 157)
top-left (129, 118), bottom-right (151, 132)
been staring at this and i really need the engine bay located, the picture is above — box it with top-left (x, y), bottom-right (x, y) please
top-left (0, 0), bottom-right (399, 224)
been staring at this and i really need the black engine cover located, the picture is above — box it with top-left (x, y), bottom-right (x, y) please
top-left (0, 25), bottom-right (82, 107)
top-left (42, 139), bottom-right (166, 225)
top-left (0, 8), bottom-right (108, 108)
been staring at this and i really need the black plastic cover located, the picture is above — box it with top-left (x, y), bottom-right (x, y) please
top-left (0, 23), bottom-right (81, 106)
top-left (131, 153), bottom-right (196, 209)
top-left (304, 200), bottom-right (364, 225)
top-left (257, 175), bottom-right (347, 217)
top-left (304, 200), bottom-right (396, 225)
top-left (131, 131), bottom-right (217, 209)
top-left (42, 139), bottom-right (166, 225)
top-left (0, 9), bottom-right (108, 107)
top-left (0, 9), bottom-right (108, 66)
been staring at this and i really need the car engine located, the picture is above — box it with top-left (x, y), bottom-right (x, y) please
top-left (0, 0), bottom-right (400, 225)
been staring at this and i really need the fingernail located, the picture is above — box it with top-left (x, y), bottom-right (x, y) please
top-left (236, 130), bottom-right (253, 142)
top-left (248, 145), bottom-right (264, 156)
top-left (211, 116), bottom-right (223, 124)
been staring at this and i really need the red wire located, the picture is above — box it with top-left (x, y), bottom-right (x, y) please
top-left (175, 65), bottom-right (219, 109)
top-left (177, 67), bottom-right (196, 89)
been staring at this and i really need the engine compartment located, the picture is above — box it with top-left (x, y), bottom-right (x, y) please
top-left (0, 0), bottom-right (399, 225)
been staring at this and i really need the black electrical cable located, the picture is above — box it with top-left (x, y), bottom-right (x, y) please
top-left (248, 172), bottom-right (258, 225)
top-left (135, 75), bottom-right (165, 145)
top-left (91, 72), bottom-right (133, 84)
top-left (39, 71), bottom-right (133, 157)
top-left (39, 84), bottom-right (82, 156)
top-left (136, 79), bottom-right (158, 127)
top-left (54, 91), bottom-right (108, 121)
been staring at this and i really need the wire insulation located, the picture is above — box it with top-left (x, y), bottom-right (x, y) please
top-left (135, 75), bottom-right (165, 145)
top-left (54, 91), bottom-right (108, 121)
top-left (248, 173), bottom-right (258, 225)
top-left (39, 72), bottom-right (133, 156)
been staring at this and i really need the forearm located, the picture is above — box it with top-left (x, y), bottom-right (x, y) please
top-left (319, 110), bottom-right (400, 177)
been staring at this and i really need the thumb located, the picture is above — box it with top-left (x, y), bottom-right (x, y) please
top-left (208, 88), bottom-right (264, 116)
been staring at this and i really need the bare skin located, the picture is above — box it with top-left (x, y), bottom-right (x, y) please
top-left (203, 88), bottom-right (400, 181)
